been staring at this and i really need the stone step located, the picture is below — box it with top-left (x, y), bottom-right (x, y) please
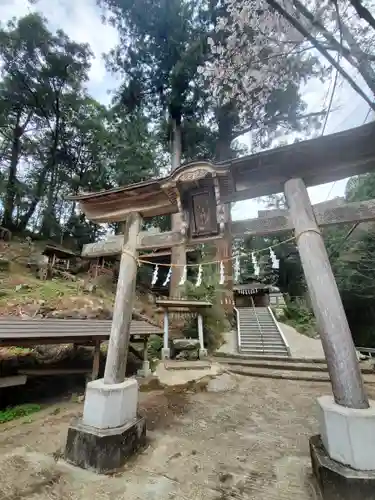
top-left (241, 327), bottom-right (278, 330)
top-left (241, 316), bottom-right (273, 319)
top-left (240, 323), bottom-right (277, 330)
top-left (241, 332), bottom-right (282, 339)
top-left (241, 337), bottom-right (281, 340)
top-left (239, 350), bottom-right (289, 357)
top-left (240, 348), bottom-right (289, 355)
top-left (240, 317), bottom-right (274, 320)
top-left (240, 342), bottom-right (287, 347)
top-left (224, 365), bottom-right (375, 383)
top-left (216, 357), bottom-right (374, 374)
top-left (241, 331), bottom-right (280, 335)
top-left (241, 331), bottom-right (282, 338)
top-left (240, 342), bottom-right (284, 346)
top-left (241, 322), bottom-right (277, 326)
top-left (240, 333), bottom-right (281, 337)
top-left (213, 352), bottom-right (323, 363)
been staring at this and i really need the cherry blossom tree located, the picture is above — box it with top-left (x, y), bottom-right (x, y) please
top-left (203, 0), bottom-right (375, 145)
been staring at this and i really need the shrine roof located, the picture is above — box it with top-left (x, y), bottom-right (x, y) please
top-left (69, 161), bottom-right (227, 201)
top-left (69, 122), bottom-right (375, 222)
top-left (42, 243), bottom-right (78, 258)
top-left (68, 161), bottom-right (228, 222)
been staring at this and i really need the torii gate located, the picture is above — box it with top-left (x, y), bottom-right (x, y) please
top-left (65, 122), bottom-right (375, 496)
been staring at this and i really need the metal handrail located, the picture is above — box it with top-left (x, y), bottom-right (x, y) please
top-left (267, 306), bottom-right (291, 357)
top-left (250, 297), bottom-right (265, 353)
top-left (356, 347), bottom-right (375, 358)
top-left (233, 306), bottom-right (241, 351)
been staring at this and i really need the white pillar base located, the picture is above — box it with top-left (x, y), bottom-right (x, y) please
top-left (161, 348), bottom-right (171, 360)
top-left (82, 378), bottom-right (138, 430)
top-left (318, 395), bottom-right (375, 471)
top-left (137, 360), bottom-right (151, 377)
top-left (199, 348), bottom-right (208, 359)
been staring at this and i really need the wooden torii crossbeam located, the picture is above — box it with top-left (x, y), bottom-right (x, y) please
top-left (81, 197), bottom-right (375, 257)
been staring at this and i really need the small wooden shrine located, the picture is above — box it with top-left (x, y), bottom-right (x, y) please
top-left (233, 282), bottom-right (273, 307)
top-left (42, 243), bottom-right (77, 271)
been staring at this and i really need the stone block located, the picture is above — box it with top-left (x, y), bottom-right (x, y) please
top-left (173, 338), bottom-right (200, 350)
top-left (82, 378), bottom-right (138, 429)
top-left (199, 348), bottom-right (208, 359)
top-left (65, 417), bottom-right (146, 474)
top-left (310, 434), bottom-right (375, 500)
top-left (318, 395), bottom-right (375, 470)
top-left (137, 360), bottom-right (151, 378)
top-left (161, 347), bottom-right (171, 360)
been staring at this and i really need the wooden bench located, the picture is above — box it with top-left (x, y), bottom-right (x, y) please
top-left (0, 319), bottom-right (163, 382)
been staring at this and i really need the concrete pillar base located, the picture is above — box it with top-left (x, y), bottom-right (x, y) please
top-left (64, 377), bottom-right (145, 473)
top-left (137, 360), bottom-right (151, 378)
top-left (318, 395), bottom-right (375, 470)
top-left (82, 378), bottom-right (138, 429)
top-left (199, 348), bottom-right (208, 359)
top-left (65, 417), bottom-right (146, 474)
top-left (310, 434), bottom-right (375, 500)
top-left (161, 348), bottom-right (171, 360)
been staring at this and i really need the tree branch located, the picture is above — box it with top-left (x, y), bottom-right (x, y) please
top-left (291, 0), bottom-right (358, 67)
top-left (264, 0), bottom-right (375, 109)
top-left (232, 111), bottom-right (328, 139)
top-left (348, 0), bottom-right (375, 32)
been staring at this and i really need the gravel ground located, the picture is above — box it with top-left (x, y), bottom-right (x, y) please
top-left (0, 375), bottom-right (351, 499)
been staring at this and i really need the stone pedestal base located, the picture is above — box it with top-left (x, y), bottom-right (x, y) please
top-left (82, 378), bottom-right (138, 429)
top-left (137, 360), bottom-right (151, 377)
top-left (64, 377), bottom-right (145, 473)
top-left (65, 417), bottom-right (146, 474)
top-left (161, 347), bottom-right (170, 360)
top-left (318, 395), bottom-right (375, 470)
top-left (199, 348), bottom-right (208, 359)
top-left (310, 435), bottom-right (375, 500)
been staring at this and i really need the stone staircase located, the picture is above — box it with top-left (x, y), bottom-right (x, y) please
top-left (214, 354), bottom-right (375, 383)
top-left (237, 306), bottom-right (290, 357)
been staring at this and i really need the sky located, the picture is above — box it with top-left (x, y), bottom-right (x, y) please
top-left (1, 0), bottom-right (373, 221)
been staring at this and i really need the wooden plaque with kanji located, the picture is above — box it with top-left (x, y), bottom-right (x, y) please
top-left (189, 187), bottom-right (218, 237)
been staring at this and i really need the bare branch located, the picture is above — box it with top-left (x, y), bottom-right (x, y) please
top-left (348, 0), bottom-right (375, 32)
top-left (265, 0), bottom-right (375, 109)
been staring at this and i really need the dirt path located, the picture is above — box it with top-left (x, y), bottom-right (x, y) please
top-left (1, 376), bottom-right (364, 499)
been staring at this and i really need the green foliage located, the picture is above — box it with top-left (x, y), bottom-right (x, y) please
top-left (0, 403), bottom-right (41, 424)
top-left (180, 271), bottom-right (230, 352)
top-left (0, 13), bottom-right (161, 245)
top-left (281, 298), bottom-right (317, 338)
top-left (234, 237), bottom-right (254, 284)
top-left (147, 335), bottom-right (164, 360)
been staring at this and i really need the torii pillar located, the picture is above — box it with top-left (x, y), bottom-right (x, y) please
top-left (64, 213), bottom-right (146, 473)
top-left (285, 179), bottom-right (375, 499)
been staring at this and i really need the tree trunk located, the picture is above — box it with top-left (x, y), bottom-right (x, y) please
top-left (19, 108), bottom-right (60, 233)
top-left (17, 164), bottom-right (49, 232)
top-left (40, 167), bottom-right (57, 238)
top-left (2, 113), bottom-right (22, 229)
top-left (215, 105), bottom-right (236, 311)
top-left (170, 117), bottom-right (186, 298)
